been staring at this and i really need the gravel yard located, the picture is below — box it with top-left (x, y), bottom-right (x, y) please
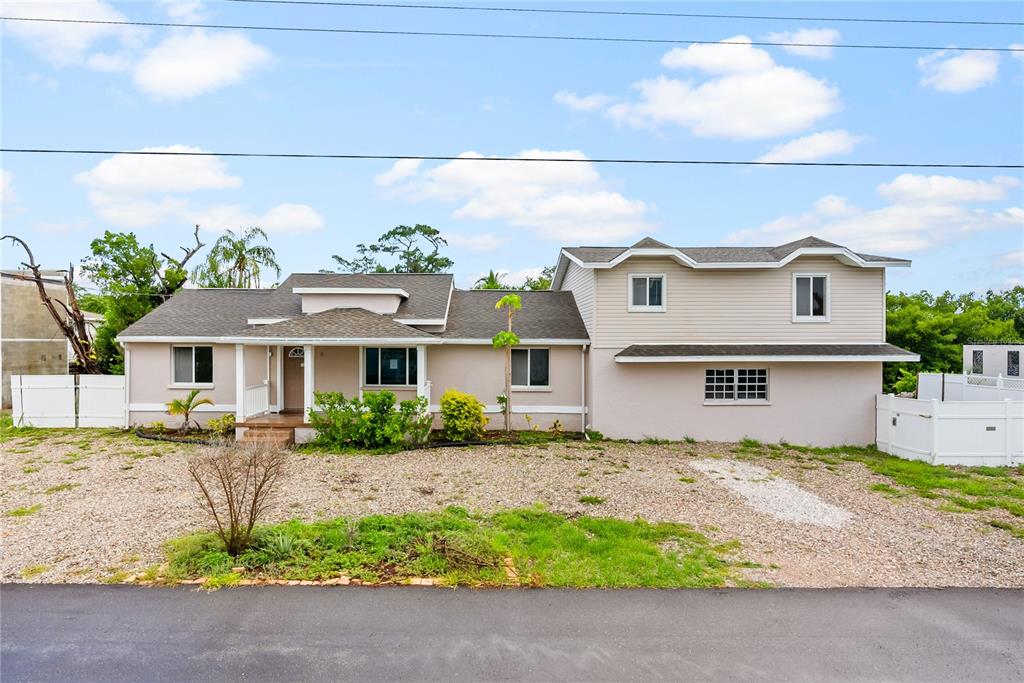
top-left (2, 430), bottom-right (1023, 587)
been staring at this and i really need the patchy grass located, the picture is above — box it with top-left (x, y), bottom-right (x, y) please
top-left (678, 476), bottom-right (697, 484)
top-left (578, 495), bottom-right (605, 505)
top-left (166, 507), bottom-right (751, 588)
top-left (988, 520), bottom-right (1024, 539)
top-left (43, 483), bottom-right (80, 495)
top-left (869, 483), bottom-right (906, 498)
top-left (20, 564), bottom-right (49, 579)
top-left (5, 504), bottom-right (42, 517)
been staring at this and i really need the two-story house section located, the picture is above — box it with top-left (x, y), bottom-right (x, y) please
top-left (552, 236), bottom-right (919, 445)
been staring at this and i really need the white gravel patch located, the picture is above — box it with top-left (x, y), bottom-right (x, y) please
top-left (690, 459), bottom-right (853, 528)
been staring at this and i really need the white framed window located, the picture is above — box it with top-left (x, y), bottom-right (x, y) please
top-left (511, 348), bottom-right (549, 389)
top-left (793, 273), bottom-right (830, 322)
top-left (364, 347), bottom-right (417, 386)
top-left (628, 273), bottom-right (666, 312)
top-left (172, 345), bottom-right (214, 386)
top-left (704, 368), bottom-right (768, 403)
top-left (972, 350), bottom-right (984, 375)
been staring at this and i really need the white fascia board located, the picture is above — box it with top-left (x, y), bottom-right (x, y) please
top-left (117, 336), bottom-right (224, 344)
top-left (292, 287), bottom-right (411, 297)
top-left (440, 338), bottom-right (591, 345)
top-left (615, 354), bottom-right (920, 363)
top-left (222, 336), bottom-right (442, 345)
top-left (394, 318), bottom-right (447, 326)
top-left (247, 317), bottom-right (290, 325)
top-left (572, 246), bottom-right (910, 270)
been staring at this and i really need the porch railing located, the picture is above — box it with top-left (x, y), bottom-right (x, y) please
top-left (243, 382), bottom-right (270, 418)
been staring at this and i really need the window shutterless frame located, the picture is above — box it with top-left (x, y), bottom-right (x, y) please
top-left (703, 368), bottom-right (769, 404)
top-left (170, 345), bottom-right (214, 387)
top-left (511, 348), bottom-right (550, 389)
top-left (627, 273), bottom-right (667, 312)
top-left (792, 273), bottom-right (830, 322)
top-left (363, 347), bottom-right (417, 387)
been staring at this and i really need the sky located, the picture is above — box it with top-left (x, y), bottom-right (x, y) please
top-left (1, 0), bottom-right (1022, 292)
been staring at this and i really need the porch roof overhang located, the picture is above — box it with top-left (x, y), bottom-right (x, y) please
top-left (614, 343), bottom-right (920, 363)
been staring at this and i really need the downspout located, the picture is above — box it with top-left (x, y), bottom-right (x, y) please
top-left (581, 343), bottom-right (588, 435)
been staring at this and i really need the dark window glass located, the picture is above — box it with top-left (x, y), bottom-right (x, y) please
top-left (365, 348), bottom-right (380, 385)
top-left (631, 277), bottom-right (647, 306)
top-left (648, 277), bottom-right (663, 307)
top-left (972, 349), bottom-right (984, 374)
top-left (511, 349), bottom-right (529, 386)
top-left (408, 348), bottom-right (418, 385)
top-left (1008, 351), bottom-right (1019, 377)
top-left (173, 347), bottom-right (193, 383)
top-left (795, 277), bottom-right (811, 316)
top-left (194, 346), bottom-right (213, 383)
top-left (529, 349), bottom-right (549, 387)
top-left (811, 277), bottom-right (826, 316)
top-left (705, 368), bottom-right (768, 401)
top-left (380, 348), bottom-right (407, 385)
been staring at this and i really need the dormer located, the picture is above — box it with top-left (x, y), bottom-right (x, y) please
top-left (293, 285), bottom-right (410, 315)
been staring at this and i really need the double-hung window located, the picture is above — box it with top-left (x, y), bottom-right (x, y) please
top-left (511, 348), bottom-right (549, 388)
top-left (364, 347), bottom-right (417, 386)
top-left (628, 274), bottom-right (665, 312)
top-left (704, 369), bottom-right (768, 403)
top-left (793, 274), bottom-right (829, 321)
top-left (172, 346), bottom-right (213, 385)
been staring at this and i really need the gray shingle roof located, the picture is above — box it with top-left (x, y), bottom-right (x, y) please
top-left (562, 235), bottom-right (910, 265)
top-left (237, 307), bottom-right (433, 340)
top-left (615, 343), bottom-right (918, 359)
top-left (119, 289), bottom-right (281, 337)
top-left (441, 290), bottom-right (589, 340)
top-left (283, 273), bottom-right (453, 320)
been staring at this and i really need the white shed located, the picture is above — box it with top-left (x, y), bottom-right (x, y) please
top-left (963, 344), bottom-right (1023, 378)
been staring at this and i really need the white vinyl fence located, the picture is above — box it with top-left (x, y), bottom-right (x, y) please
top-left (10, 374), bottom-right (126, 428)
top-left (917, 372), bottom-right (1024, 401)
top-left (876, 394), bottom-right (1023, 467)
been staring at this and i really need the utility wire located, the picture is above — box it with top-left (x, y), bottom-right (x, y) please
top-left (2, 148), bottom-right (1020, 169)
top-left (220, 0), bottom-right (1024, 28)
top-left (1, 16), bottom-right (1021, 52)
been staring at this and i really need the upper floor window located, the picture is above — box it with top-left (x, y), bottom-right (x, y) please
top-left (793, 274), bottom-right (829, 322)
top-left (628, 274), bottom-right (665, 312)
top-left (365, 347), bottom-right (417, 386)
top-left (172, 345), bottom-right (213, 385)
top-left (512, 348), bottom-right (549, 388)
top-left (972, 349), bottom-right (984, 374)
top-left (1007, 350), bottom-right (1019, 377)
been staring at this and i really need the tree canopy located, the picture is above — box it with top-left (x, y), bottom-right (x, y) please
top-left (331, 224), bottom-right (454, 273)
top-left (193, 227), bottom-right (280, 288)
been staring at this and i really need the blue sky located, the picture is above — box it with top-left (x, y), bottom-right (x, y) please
top-left (2, 1), bottom-right (1022, 292)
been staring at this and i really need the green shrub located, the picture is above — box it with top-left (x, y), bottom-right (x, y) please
top-left (309, 391), bottom-right (427, 450)
top-left (147, 421), bottom-right (166, 434)
top-left (440, 389), bottom-right (488, 442)
top-left (585, 429), bottom-right (604, 442)
top-left (206, 414), bottom-right (236, 437)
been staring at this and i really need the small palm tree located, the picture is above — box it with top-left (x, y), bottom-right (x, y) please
top-left (194, 227), bottom-right (280, 288)
top-left (475, 269), bottom-right (508, 290)
top-left (167, 389), bottom-right (214, 433)
top-left (492, 293), bottom-right (522, 433)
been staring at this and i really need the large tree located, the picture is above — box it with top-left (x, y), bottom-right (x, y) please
top-left (331, 224), bottom-right (453, 273)
top-left (80, 227), bottom-right (205, 373)
top-left (474, 270), bottom-right (508, 290)
top-left (193, 227), bottom-right (280, 288)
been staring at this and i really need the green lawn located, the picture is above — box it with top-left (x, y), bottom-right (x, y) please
top-left (167, 506), bottom-right (756, 588)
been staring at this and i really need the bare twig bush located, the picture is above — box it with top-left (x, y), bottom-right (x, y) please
top-left (187, 444), bottom-right (287, 555)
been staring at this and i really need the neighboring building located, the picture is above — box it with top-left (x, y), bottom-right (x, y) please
top-left (118, 236), bottom-right (918, 446)
top-left (1, 270), bottom-right (70, 409)
top-left (963, 344), bottom-right (1023, 378)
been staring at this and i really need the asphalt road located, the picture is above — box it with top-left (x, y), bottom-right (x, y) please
top-left (2, 585), bottom-right (1021, 681)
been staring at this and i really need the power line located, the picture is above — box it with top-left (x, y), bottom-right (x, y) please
top-left (220, 0), bottom-right (1024, 28)
top-left (2, 148), bottom-right (1020, 169)
top-left (2, 16), bottom-right (1021, 52)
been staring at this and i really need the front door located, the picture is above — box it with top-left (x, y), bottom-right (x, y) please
top-left (283, 347), bottom-right (305, 412)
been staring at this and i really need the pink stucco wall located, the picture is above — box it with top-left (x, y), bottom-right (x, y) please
top-left (588, 348), bottom-right (881, 445)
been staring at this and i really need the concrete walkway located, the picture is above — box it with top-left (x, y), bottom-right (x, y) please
top-left (2, 585), bottom-right (1022, 681)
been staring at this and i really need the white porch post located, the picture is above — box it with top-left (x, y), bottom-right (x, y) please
top-left (303, 344), bottom-right (314, 420)
top-left (235, 344), bottom-right (244, 422)
top-left (275, 345), bottom-right (284, 412)
top-left (416, 345), bottom-right (427, 400)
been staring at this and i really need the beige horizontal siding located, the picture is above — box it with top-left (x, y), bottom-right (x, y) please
top-left (592, 256), bottom-right (884, 347)
top-left (559, 261), bottom-right (596, 336)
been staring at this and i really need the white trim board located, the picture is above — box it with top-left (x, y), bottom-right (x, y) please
top-left (559, 246), bottom-right (910, 272)
top-left (129, 403), bottom-right (235, 412)
top-left (292, 287), bottom-right (410, 297)
top-left (615, 354), bottom-right (920, 363)
top-left (428, 404), bottom-right (587, 415)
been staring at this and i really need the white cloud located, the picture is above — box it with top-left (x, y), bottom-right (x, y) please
top-left (444, 233), bottom-right (508, 252)
top-left (133, 30), bottom-right (273, 99)
top-left (161, 0), bottom-right (206, 22)
top-left (877, 174), bottom-right (1019, 204)
top-left (74, 146), bottom-right (323, 233)
top-left (86, 51), bottom-right (134, 72)
top-left (726, 174), bottom-right (1024, 254)
top-left (374, 159), bottom-right (423, 187)
top-left (75, 145), bottom-right (242, 194)
top-left (762, 28), bottom-right (841, 59)
top-left (757, 129), bottom-right (864, 163)
top-left (605, 37), bottom-right (840, 139)
top-left (1, 170), bottom-right (18, 207)
top-left (553, 90), bottom-right (616, 112)
top-left (1012, 44), bottom-right (1024, 63)
top-left (918, 50), bottom-right (999, 93)
top-left (25, 73), bottom-right (59, 90)
top-left (378, 149), bottom-right (653, 242)
top-left (188, 203), bottom-right (325, 235)
top-left (3, 0), bottom-right (145, 65)
top-left (996, 251), bottom-right (1024, 268)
